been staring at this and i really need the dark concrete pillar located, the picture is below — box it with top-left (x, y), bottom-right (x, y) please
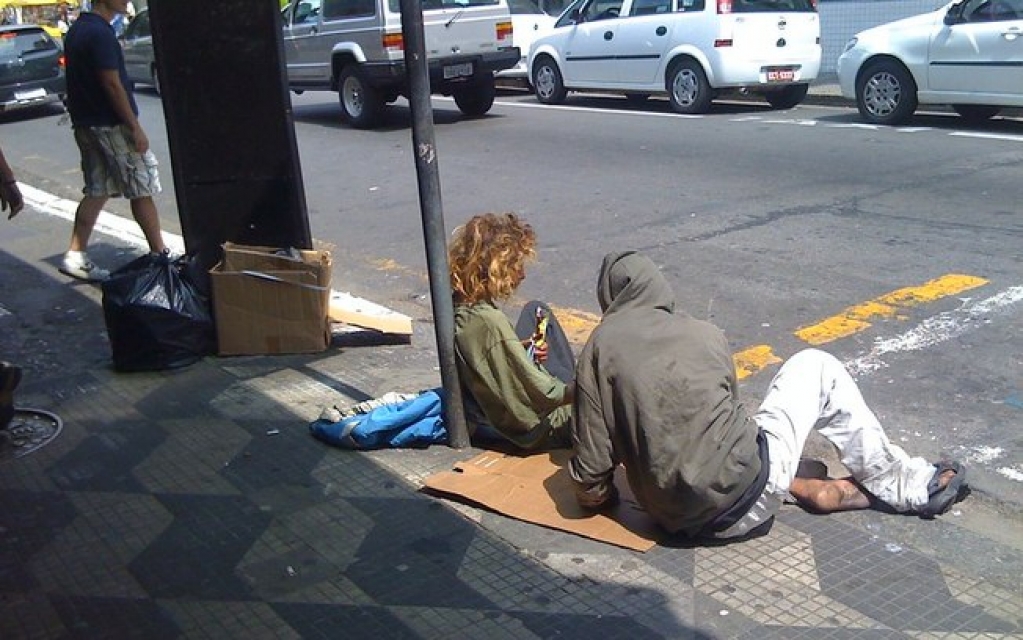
top-left (148, 0), bottom-right (311, 269)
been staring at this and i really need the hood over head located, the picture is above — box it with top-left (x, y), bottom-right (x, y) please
top-left (596, 251), bottom-right (675, 316)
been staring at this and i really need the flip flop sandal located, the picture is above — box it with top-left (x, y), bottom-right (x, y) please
top-left (918, 460), bottom-right (966, 519)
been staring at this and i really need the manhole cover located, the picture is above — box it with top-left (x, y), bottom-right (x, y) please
top-left (1, 408), bottom-right (63, 460)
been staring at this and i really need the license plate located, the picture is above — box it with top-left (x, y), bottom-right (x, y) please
top-left (443, 63), bottom-right (473, 80)
top-left (15, 88), bottom-right (47, 101)
top-left (766, 69), bottom-right (795, 83)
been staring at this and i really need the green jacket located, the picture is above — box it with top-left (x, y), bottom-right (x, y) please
top-left (453, 301), bottom-right (571, 449)
top-left (571, 252), bottom-right (761, 536)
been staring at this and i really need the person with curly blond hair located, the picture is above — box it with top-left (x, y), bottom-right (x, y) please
top-left (449, 213), bottom-right (575, 450)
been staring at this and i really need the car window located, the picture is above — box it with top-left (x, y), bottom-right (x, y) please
top-left (510, 0), bottom-right (569, 14)
top-left (628, 0), bottom-right (671, 15)
top-left (323, 0), bottom-right (375, 18)
top-left (580, 0), bottom-right (625, 21)
top-left (961, 0), bottom-right (1022, 21)
top-left (676, 0), bottom-right (705, 11)
top-left (124, 10), bottom-right (150, 39)
top-left (509, 0), bottom-right (544, 14)
top-left (544, 0), bottom-right (570, 15)
top-left (293, 0), bottom-right (322, 23)
top-left (0, 30), bottom-right (57, 60)
top-left (388, 0), bottom-right (500, 12)
top-left (728, 0), bottom-right (815, 12)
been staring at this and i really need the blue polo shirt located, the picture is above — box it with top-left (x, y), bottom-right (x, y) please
top-left (64, 12), bottom-right (138, 127)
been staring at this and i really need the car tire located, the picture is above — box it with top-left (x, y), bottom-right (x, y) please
top-left (856, 59), bottom-right (917, 126)
top-left (765, 83), bottom-right (808, 110)
top-left (667, 59), bottom-right (712, 115)
top-left (532, 56), bottom-right (567, 105)
top-left (338, 64), bottom-right (384, 129)
top-left (453, 73), bottom-right (496, 117)
top-left (952, 104), bottom-right (1000, 123)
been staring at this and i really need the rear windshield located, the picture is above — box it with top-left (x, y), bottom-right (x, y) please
top-left (508, 0), bottom-right (566, 15)
top-left (388, 0), bottom-right (500, 11)
top-left (730, 0), bottom-right (816, 12)
top-left (0, 30), bottom-right (58, 61)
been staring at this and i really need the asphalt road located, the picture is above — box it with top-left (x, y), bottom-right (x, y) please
top-left (2, 89), bottom-right (1022, 515)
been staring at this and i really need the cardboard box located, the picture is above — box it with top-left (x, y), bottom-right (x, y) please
top-left (423, 450), bottom-right (661, 552)
top-left (211, 243), bottom-right (332, 355)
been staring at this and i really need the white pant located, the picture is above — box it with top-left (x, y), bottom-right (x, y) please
top-left (716, 349), bottom-right (936, 538)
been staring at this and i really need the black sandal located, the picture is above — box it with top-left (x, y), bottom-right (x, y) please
top-left (918, 460), bottom-right (966, 519)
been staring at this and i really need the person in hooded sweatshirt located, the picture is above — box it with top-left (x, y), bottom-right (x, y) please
top-left (569, 251), bottom-right (968, 540)
top-left (449, 213), bottom-right (576, 450)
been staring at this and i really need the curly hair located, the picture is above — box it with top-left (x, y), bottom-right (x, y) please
top-left (449, 213), bottom-right (537, 304)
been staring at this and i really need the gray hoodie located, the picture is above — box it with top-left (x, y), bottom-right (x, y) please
top-left (570, 252), bottom-right (763, 537)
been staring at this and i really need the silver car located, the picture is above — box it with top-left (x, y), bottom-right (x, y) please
top-left (121, 7), bottom-right (159, 95)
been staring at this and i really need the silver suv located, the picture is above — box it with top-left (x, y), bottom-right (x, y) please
top-left (282, 0), bottom-right (520, 128)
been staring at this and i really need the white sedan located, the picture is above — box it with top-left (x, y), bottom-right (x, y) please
top-left (837, 0), bottom-right (1023, 125)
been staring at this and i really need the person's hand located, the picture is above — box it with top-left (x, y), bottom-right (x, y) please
top-left (1, 180), bottom-right (23, 220)
top-left (130, 123), bottom-right (150, 154)
top-left (532, 340), bottom-right (548, 364)
top-left (522, 338), bottom-right (548, 364)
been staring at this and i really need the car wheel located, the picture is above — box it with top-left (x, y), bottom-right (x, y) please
top-left (765, 84), bottom-right (808, 110)
top-left (532, 56), bottom-right (567, 105)
top-left (338, 64), bottom-right (383, 129)
top-left (453, 73), bottom-right (496, 117)
top-left (667, 59), bottom-right (712, 115)
top-left (952, 104), bottom-right (1000, 123)
top-left (151, 64), bottom-right (161, 96)
top-left (624, 93), bottom-right (648, 106)
top-left (856, 60), bottom-right (917, 126)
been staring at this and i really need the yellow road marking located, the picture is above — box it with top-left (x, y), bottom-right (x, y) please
top-left (548, 304), bottom-right (601, 346)
top-left (367, 257), bottom-right (987, 381)
top-left (794, 274), bottom-right (988, 346)
top-left (734, 345), bottom-right (782, 380)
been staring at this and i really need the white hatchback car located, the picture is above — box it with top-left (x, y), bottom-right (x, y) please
top-left (498, 0), bottom-right (568, 84)
top-left (837, 0), bottom-right (1023, 126)
top-left (527, 0), bottom-right (821, 114)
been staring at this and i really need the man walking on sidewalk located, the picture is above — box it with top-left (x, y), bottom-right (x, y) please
top-left (61, 0), bottom-right (167, 282)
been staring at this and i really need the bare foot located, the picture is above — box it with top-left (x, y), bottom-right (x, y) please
top-left (935, 468), bottom-right (957, 490)
top-left (790, 476), bottom-right (871, 513)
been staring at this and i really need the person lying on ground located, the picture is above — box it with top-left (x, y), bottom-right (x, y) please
top-left (570, 251), bottom-right (968, 540)
top-left (449, 213), bottom-right (576, 450)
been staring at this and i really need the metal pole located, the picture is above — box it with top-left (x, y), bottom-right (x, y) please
top-left (399, 0), bottom-right (470, 448)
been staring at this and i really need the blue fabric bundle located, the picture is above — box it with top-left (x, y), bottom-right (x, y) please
top-left (309, 389), bottom-right (447, 450)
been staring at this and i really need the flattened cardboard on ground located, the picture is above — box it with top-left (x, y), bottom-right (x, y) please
top-left (423, 450), bottom-right (660, 552)
top-left (211, 243), bottom-right (332, 356)
top-left (328, 290), bottom-right (413, 335)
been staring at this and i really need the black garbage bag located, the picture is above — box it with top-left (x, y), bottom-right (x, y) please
top-left (101, 252), bottom-right (216, 372)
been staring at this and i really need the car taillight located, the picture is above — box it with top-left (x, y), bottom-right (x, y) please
top-left (714, 39), bottom-right (733, 47)
top-left (496, 20), bottom-right (513, 42)
top-left (59, 54), bottom-right (66, 67)
top-left (717, 0), bottom-right (731, 13)
top-left (382, 32), bottom-right (403, 51)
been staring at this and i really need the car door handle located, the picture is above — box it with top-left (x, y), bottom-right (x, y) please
top-left (656, 26), bottom-right (667, 36)
top-left (1002, 27), bottom-right (1020, 41)
top-left (604, 30), bottom-right (613, 40)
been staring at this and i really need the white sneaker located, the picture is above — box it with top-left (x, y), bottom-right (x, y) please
top-left (60, 252), bottom-right (110, 282)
